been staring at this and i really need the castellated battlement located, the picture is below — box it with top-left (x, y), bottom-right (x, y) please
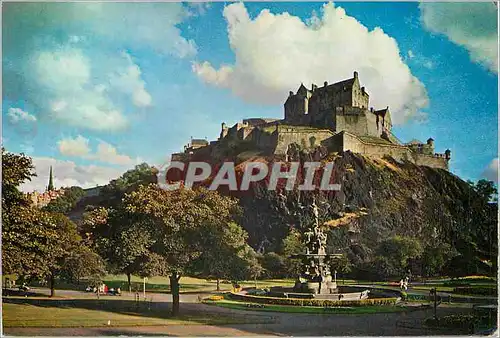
top-left (173, 71), bottom-right (451, 171)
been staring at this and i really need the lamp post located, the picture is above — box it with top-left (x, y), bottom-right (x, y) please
top-left (143, 277), bottom-right (148, 300)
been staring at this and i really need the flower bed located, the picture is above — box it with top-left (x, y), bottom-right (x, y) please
top-left (229, 292), bottom-right (399, 307)
top-left (206, 295), bottom-right (225, 301)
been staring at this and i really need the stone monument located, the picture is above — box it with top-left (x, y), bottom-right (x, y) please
top-left (292, 198), bottom-right (338, 295)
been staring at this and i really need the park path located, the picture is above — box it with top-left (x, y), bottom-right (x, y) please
top-left (3, 287), bottom-right (478, 336)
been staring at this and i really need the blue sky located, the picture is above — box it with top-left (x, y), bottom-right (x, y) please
top-left (2, 1), bottom-right (498, 192)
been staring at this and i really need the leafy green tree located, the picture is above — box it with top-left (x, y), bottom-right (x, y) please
top-left (81, 164), bottom-right (159, 291)
top-left (281, 229), bottom-right (304, 277)
top-left (43, 186), bottom-right (85, 214)
top-left (469, 179), bottom-right (498, 203)
top-left (60, 246), bottom-right (106, 286)
top-left (2, 149), bottom-right (59, 278)
top-left (82, 206), bottom-right (154, 292)
top-left (376, 235), bottom-right (423, 277)
top-left (421, 242), bottom-right (456, 278)
top-left (191, 222), bottom-right (256, 291)
top-left (92, 185), bottom-right (242, 316)
top-left (43, 213), bottom-right (106, 297)
top-left (261, 252), bottom-right (286, 278)
top-left (100, 163), bottom-right (157, 207)
top-left (330, 254), bottom-right (352, 283)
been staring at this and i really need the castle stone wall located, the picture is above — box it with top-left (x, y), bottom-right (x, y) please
top-left (414, 154), bottom-right (449, 170)
top-left (273, 126), bottom-right (334, 154)
top-left (341, 132), bottom-right (411, 161)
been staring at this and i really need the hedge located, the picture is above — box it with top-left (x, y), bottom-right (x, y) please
top-left (228, 292), bottom-right (399, 307)
top-left (453, 287), bottom-right (497, 296)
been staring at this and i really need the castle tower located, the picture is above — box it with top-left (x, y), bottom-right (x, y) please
top-left (47, 166), bottom-right (54, 191)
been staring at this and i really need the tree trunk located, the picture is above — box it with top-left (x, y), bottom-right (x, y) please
top-left (170, 273), bottom-right (181, 316)
top-left (49, 272), bottom-right (55, 298)
top-left (127, 273), bottom-right (132, 293)
top-left (216, 278), bottom-right (220, 291)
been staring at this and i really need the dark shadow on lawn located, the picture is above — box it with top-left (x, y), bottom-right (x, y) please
top-left (2, 297), bottom-right (270, 328)
top-left (94, 328), bottom-right (174, 336)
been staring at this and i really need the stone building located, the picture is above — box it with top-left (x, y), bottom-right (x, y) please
top-left (26, 166), bottom-right (66, 208)
top-left (172, 71), bottom-right (451, 170)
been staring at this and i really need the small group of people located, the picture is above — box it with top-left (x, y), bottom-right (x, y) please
top-left (86, 283), bottom-right (121, 295)
top-left (399, 276), bottom-right (410, 290)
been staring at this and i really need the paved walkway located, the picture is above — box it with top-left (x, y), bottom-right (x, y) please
top-left (3, 287), bottom-right (479, 336)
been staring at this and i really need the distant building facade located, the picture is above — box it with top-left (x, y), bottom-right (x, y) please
top-left (26, 166), bottom-right (66, 208)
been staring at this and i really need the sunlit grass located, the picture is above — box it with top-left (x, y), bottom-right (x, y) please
top-left (2, 299), bottom-right (272, 328)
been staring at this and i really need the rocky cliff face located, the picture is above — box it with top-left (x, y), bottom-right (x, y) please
top-left (73, 148), bottom-right (497, 276)
top-left (235, 151), bottom-right (497, 274)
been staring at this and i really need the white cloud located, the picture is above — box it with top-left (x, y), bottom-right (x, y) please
top-left (193, 3), bottom-right (429, 124)
top-left (19, 157), bottom-right (125, 192)
top-left (5, 3), bottom-right (192, 133)
top-left (94, 141), bottom-right (139, 166)
top-left (420, 2), bottom-right (498, 73)
top-left (481, 158), bottom-right (498, 182)
top-left (31, 49), bottom-right (154, 131)
top-left (109, 53), bottom-right (152, 108)
top-left (58, 135), bottom-right (91, 157)
top-left (7, 107), bottom-right (37, 124)
top-left (57, 135), bottom-right (140, 166)
top-left (186, 2), bottom-right (211, 17)
top-left (33, 47), bottom-right (129, 131)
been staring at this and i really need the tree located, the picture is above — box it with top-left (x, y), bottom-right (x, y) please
top-left (2, 149), bottom-right (59, 278)
top-left (241, 247), bottom-right (264, 288)
top-left (100, 163), bottom-right (158, 207)
top-left (330, 254), bottom-right (352, 283)
top-left (261, 252), bottom-right (286, 278)
top-left (61, 246), bottom-right (106, 286)
top-left (44, 213), bottom-right (105, 297)
top-left (92, 184), bottom-right (242, 316)
top-left (82, 206), bottom-right (154, 292)
top-left (376, 236), bottom-right (423, 278)
top-left (421, 242), bottom-right (456, 278)
top-left (469, 179), bottom-right (497, 203)
top-left (281, 228), bottom-right (304, 277)
top-left (191, 222), bottom-right (256, 291)
top-left (81, 164), bottom-right (159, 291)
top-left (43, 186), bottom-right (85, 214)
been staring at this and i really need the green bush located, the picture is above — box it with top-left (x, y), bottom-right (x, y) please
top-left (425, 314), bottom-right (478, 333)
top-left (453, 287), bottom-right (497, 296)
top-left (228, 292), bottom-right (399, 307)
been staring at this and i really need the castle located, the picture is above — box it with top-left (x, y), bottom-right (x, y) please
top-left (172, 72), bottom-right (451, 170)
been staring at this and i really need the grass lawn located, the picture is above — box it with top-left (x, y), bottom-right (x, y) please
top-left (99, 275), bottom-right (296, 294)
top-left (203, 299), bottom-right (407, 314)
top-left (2, 298), bottom-right (272, 328)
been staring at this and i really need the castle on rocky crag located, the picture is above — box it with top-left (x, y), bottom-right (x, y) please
top-left (172, 71), bottom-right (451, 170)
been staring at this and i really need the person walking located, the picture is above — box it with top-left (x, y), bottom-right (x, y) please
top-left (399, 279), bottom-right (404, 290)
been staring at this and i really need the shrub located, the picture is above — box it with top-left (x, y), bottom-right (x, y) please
top-left (453, 287), bottom-right (497, 296)
top-left (228, 292), bottom-right (399, 307)
top-left (425, 314), bottom-right (478, 333)
top-left (400, 291), bottom-right (408, 300)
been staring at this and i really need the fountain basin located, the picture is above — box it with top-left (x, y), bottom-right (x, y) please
top-left (229, 286), bottom-right (401, 307)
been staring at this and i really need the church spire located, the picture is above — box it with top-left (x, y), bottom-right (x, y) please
top-left (47, 166), bottom-right (54, 191)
